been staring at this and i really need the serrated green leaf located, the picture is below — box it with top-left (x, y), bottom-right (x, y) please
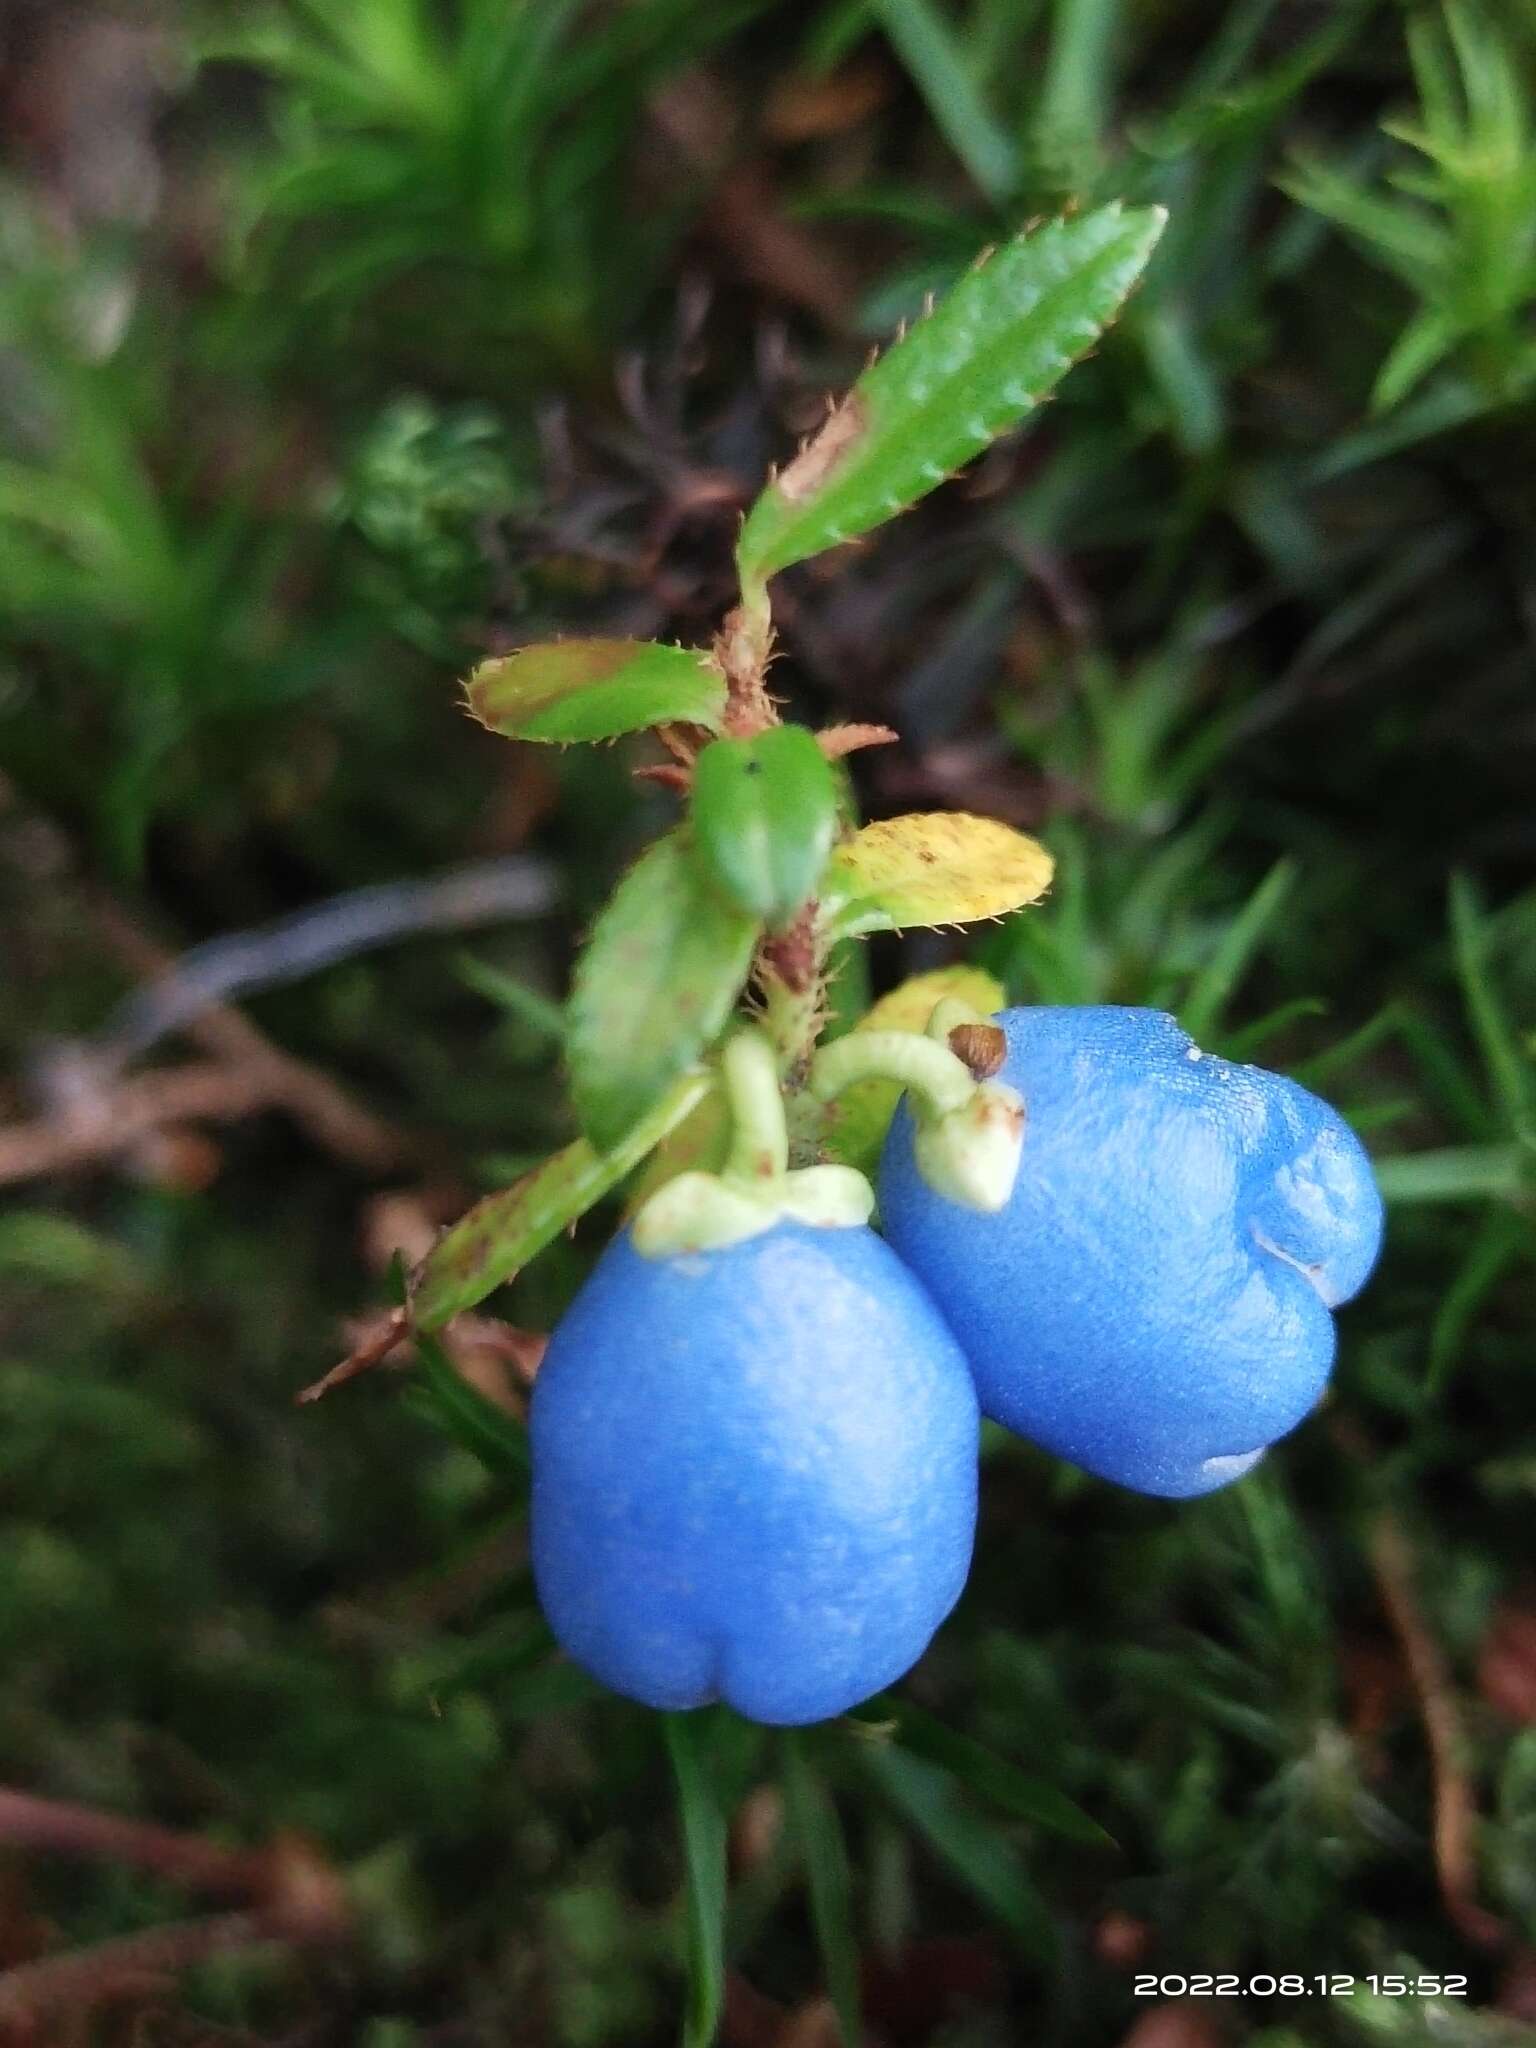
top-left (663, 1713), bottom-right (728, 2048)
top-left (692, 726), bottom-right (838, 925)
top-left (858, 1744), bottom-right (1057, 1962)
top-left (823, 814), bottom-right (1053, 937)
top-left (847, 1696), bottom-right (1112, 1846)
top-left (736, 205), bottom-right (1165, 590)
top-left (466, 639), bottom-right (727, 743)
top-left (413, 1071), bottom-right (712, 1328)
top-left (823, 966), bottom-right (1005, 1172)
top-left (569, 834), bottom-right (759, 1152)
top-left (782, 1733), bottom-right (862, 2048)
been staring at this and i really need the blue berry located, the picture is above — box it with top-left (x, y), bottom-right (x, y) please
top-left (878, 1007), bottom-right (1383, 1498)
top-left (530, 1220), bottom-right (979, 1723)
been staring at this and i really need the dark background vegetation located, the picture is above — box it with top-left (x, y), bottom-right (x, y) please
top-left (1, 0), bottom-right (1534, 2041)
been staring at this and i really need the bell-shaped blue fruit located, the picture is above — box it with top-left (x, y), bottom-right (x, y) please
top-left (530, 1220), bottom-right (979, 1724)
top-left (878, 1006), bottom-right (1384, 1499)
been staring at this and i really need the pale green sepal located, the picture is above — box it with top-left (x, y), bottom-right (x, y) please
top-left (912, 1080), bottom-right (1026, 1215)
top-left (631, 1173), bottom-right (781, 1258)
top-left (631, 1163), bottom-right (875, 1259)
top-left (778, 1166), bottom-right (876, 1231)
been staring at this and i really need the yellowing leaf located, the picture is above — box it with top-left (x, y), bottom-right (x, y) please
top-left (822, 967), bottom-right (1004, 1173)
top-left (856, 965), bottom-right (1005, 1036)
top-left (823, 814), bottom-right (1053, 936)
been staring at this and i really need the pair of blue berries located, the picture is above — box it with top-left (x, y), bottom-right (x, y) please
top-left (531, 1007), bottom-right (1384, 1726)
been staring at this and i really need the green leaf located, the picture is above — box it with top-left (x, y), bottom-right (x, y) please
top-left (782, 1733), bottom-right (862, 2048)
top-left (823, 813), bottom-right (1054, 937)
top-left (413, 1071), bottom-right (713, 1327)
top-left (847, 1697), bottom-right (1112, 1846)
top-left (822, 966), bottom-right (1005, 1172)
top-left (858, 1744), bottom-right (1057, 1962)
top-left (663, 1713), bottom-right (728, 2048)
top-left (735, 204), bottom-right (1166, 591)
top-left (691, 726), bottom-right (838, 925)
top-left (466, 639), bottom-right (727, 743)
top-left (569, 834), bottom-right (759, 1152)
top-left (1177, 858), bottom-right (1296, 1045)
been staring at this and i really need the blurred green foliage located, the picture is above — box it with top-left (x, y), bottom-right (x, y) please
top-left (1, 0), bottom-right (1533, 2040)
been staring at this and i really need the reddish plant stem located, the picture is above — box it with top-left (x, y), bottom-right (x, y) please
top-left (1365, 1511), bottom-right (1507, 1951)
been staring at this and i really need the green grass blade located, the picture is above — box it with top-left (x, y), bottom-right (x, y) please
top-left (859, 1744), bottom-right (1057, 1962)
top-left (1035, 0), bottom-right (1121, 163)
top-left (410, 1329), bottom-right (529, 1480)
top-left (871, 0), bottom-right (1019, 205)
top-left (848, 1697), bottom-right (1111, 1844)
top-left (1373, 1145), bottom-right (1523, 1205)
top-left (1449, 873), bottom-right (1531, 1127)
top-left (781, 1733), bottom-right (861, 2047)
top-left (663, 1714), bottom-right (728, 2048)
top-left (1178, 857), bottom-right (1296, 1045)
top-left (1428, 1212), bottom-right (1528, 1394)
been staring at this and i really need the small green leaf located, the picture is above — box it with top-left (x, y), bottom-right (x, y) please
top-left (822, 965), bottom-right (1005, 1172)
top-left (692, 726), bottom-right (838, 925)
top-left (782, 1733), bottom-right (862, 2048)
top-left (569, 834), bottom-right (759, 1153)
top-left (413, 1071), bottom-right (713, 1327)
top-left (736, 204), bottom-right (1166, 590)
top-left (847, 1696), bottom-right (1112, 1846)
top-left (663, 1713), bottom-right (728, 2048)
top-left (858, 1744), bottom-right (1057, 1962)
top-left (466, 639), bottom-right (727, 743)
top-left (823, 813), bottom-right (1054, 937)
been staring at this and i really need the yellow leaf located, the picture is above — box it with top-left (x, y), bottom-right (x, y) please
top-left (824, 814), bottom-right (1053, 935)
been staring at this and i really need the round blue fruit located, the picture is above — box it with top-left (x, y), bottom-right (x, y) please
top-left (530, 1220), bottom-right (979, 1724)
top-left (878, 1007), bottom-right (1383, 1499)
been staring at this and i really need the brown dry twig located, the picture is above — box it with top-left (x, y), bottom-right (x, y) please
top-left (0, 1791), bottom-right (350, 2033)
top-left (1364, 1507), bottom-right (1507, 1950)
top-left (649, 74), bottom-right (860, 332)
top-left (297, 1309), bottom-right (546, 1407)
